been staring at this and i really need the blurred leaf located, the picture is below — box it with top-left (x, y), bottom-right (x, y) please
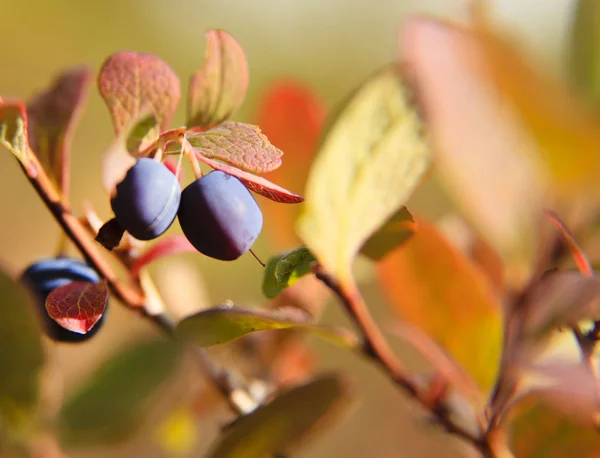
top-left (569, 0), bottom-right (600, 104)
top-left (131, 235), bottom-right (195, 277)
top-left (207, 374), bottom-right (350, 458)
top-left (175, 304), bottom-right (358, 349)
top-left (510, 401), bottom-right (600, 457)
top-left (546, 210), bottom-right (593, 276)
top-left (0, 267), bottom-right (44, 433)
top-left (187, 121), bottom-right (283, 173)
top-left (187, 29), bottom-right (248, 129)
top-left (45, 280), bottom-right (108, 334)
top-left (58, 339), bottom-right (183, 446)
top-left (101, 140), bottom-right (136, 193)
top-left (124, 110), bottom-right (159, 154)
top-left (98, 51), bottom-right (180, 135)
top-left (182, 137), bottom-right (303, 203)
top-left (400, 18), bottom-right (543, 284)
top-left (0, 101), bottom-right (34, 169)
top-left (378, 219), bottom-right (502, 390)
top-left (296, 65), bottom-right (430, 283)
top-left (359, 206), bottom-right (415, 261)
top-left (255, 81), bottom-right (326, 249)
top-left (262, 247), bottom-right (316, 298)
top-left (468, 10), bottom-right (600, 194)
top-left (155, 407), bottom-right (198, 457)
top-left (26, 67), bottom-right (92, 196)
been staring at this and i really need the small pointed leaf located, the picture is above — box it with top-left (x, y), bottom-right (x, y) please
top-left (262, 247), bottom-right (317, 298)
top-left (58, 339), bottom-right (183, 446)
top-left (26, 67), bottom-right (92, 195)
top-left (130, 235), bottom-right (196, 277)
top-left (45, 280), bottom-right (109, 334)
top-left (98, 51), bottom-right (180, 134)
top-left (175, 305), bottom-right (358, 349)
top-left (187, 29), bottom-right (249, 128)
top-left (187, 121), bottom-right (283, 173)
top-left (296, 65), bottom-right (430, 283)
top-left (0, 101), bottom-right (34, 169)
top-left (208, 374), bottom-right (350, 458)
top-left (359, 206), bottom-right (415, 261)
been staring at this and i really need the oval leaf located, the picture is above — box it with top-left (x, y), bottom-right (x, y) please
top-left (130, 235), bottom-right (196, 278)
top-left (58, 339), bottom-right (183, 446)
top-left (378, 219), bottom-right (502, 390)
top-left (182, 137), bottom-right (303, 203)
top-left (98, 51), bottom-right (180, 134)
top-left (45, 280), bottom-right (109, 334)
top-left (187, 121), bottom-right (283, 173)
top-left (359, 206), bottom-right (415, 261)
top-left (262, 247), bottom-right (316, 298)
top-left (26, 67), bottom-right (92, 196)
top-left (0, 101), bottom-right (34, 169)
top-left (187, 29), bottom-right (249, 129)
top-left (207, 374), bottom-right (350, 458)
top-left (296, 65), bottom-right (431, 282)
top-left (0, 266), bottom-right (44, 433)
top-left (175, 305), bottom-right (358, 349)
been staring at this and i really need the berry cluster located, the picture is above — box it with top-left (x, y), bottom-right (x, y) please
top-left (111, 158), bottom-right (263, 261)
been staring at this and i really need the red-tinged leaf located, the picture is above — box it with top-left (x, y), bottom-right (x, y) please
top-left (378, 219), bottom-right (502, 390)
top-left (182, 137), bottom-right (303, 203)
top-left (26, 67), bottom-right (92, 197)
top-left (510, 401), bottom-right (600, 457)
top-left (187, 29), bottom-right (249, 129)
top-left (0, 101), bottom-right (35, 170)
top-left (45, 280), bottom-right (109, 334)
top-left (255, 81), bottom-right (326, 249)
top-left (186, 121), bottom-right (283, 173)
top-left (98, 51), bottom-right (180, 135)
top-left (130, 235), bottom-right (196, 277)
top-left (546, 210), bottom-right (593, 276)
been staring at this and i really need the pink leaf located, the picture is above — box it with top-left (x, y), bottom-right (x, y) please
top-left (187, 29), bottom-right (249, 129)
top-left (130, 235), bottom-right (196, 277)
top-left (45, 280), bottom-right (109, 334)
top-left (98, 51), bottom-right (180, 134)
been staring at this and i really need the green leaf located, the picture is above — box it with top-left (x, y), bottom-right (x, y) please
top-left (124, 110), bottom-right (159, 155)
top-left (186, 121), bottom-right (283, 173)
top-left (262, 247), bottom-right (316, 298)
top-left (0, 266), bottom-right (44, 434)
top-left (45, 280), bottom-right (108, 334)
top-left (58, 339), bottom-right (183, 447)
top-left (187, 29), bottom-right (249, 129)
top-left (208, 374), bottom-right (350, 458)
top-left (359, 206), bottom-right (415, 261)
top-left (26, 67), bottom-right (92, 195)
top-left (98, 51), bottom-right (180, 135)
top-left (296, 65), bottom-right (430, 282)
top-left (569, 0), bottom-right (600, 104)
top-left (0, 101), bottom-right (34, 168)
top-left (175, 305), bottom-right (358, 349)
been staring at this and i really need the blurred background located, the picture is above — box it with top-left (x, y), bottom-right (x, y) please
top-left (0, 0), bottom-right (577, 456)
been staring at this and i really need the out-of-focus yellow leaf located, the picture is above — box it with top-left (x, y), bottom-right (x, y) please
top-left (510, 401), bottom-right (600, 457)
top-left (377, 219), bottom-right (502, 390)
top-left (569, 0), bottom-right (600, 105)
top-left (155, 407), bottom-right (198, 457)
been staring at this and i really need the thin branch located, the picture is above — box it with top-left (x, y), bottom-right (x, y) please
top-left (312, 264), bottom-right (498, 457)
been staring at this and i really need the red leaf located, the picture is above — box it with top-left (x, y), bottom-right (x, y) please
top-left (130, 235), bottom-right (196, 278)
top-left (98, 51), bottom-right (180, 134)
top-left (187, 29), bottom-right (249, 129)
top-left (182, 137), bottom-right (303, 203)
top-left (255, 81), bottom-right (326, 248)
top-left (45, 280), bottom-right (109, 334)
top-left (545, 210), bottom-right (593, 276)
top-left (27, 67), bottom-right (92, 197)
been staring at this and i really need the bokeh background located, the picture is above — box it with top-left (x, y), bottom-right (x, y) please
top-left (0, 0), bottom-right (576, 456)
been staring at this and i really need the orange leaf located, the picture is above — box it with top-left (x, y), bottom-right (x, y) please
top-left (377, 219), bottom-right (502, 390)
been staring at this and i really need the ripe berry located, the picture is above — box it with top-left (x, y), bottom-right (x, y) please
top-left (111, 158), bottom-right (181, 240)
top-left (20, 257), bottom-right (108, 343)
top-left (178, 170), bottom-right (263, 261)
